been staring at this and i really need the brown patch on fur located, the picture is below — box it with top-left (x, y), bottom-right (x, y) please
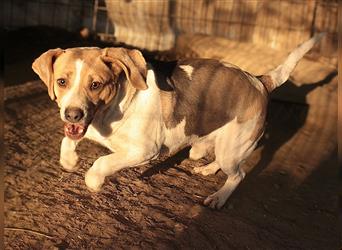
top-left (97, 81), bottom-right (118, 104)
top-left (159, 91), bottom-right (178, 128)
top-left (101, 48), bottom-right (148, 90)
top-left (32, 48), bottom-right (64, 100)
top-left (239, 99), bottom-right (263, 123)
top-left (257, 75), bottom-right (274, 93)
top-left (152, 58), bottom-right (268, 137)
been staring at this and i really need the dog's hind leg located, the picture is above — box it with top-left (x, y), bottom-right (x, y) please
top-left (190, 139), bottom-right (218, 175)
top-left (189, 140), bottom-right (213, 160)
top-left (203, 117), bottom-right (261, 209)
top-left (204, 167), bottom-right (246, 209)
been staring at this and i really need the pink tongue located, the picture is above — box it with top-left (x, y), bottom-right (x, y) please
top-left (64, 124), bottom-right (84, 135)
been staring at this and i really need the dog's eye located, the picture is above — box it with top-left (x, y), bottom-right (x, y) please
top-left (57, 78), bottom-right (67, 87)
top-left (90, 81), bottom-right (101, 90)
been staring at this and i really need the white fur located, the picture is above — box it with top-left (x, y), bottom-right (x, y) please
top-left (189, 139), bottom-right (212, 160)
top-left (163, 119), bottom-right (197, 155)
top-left (83, 69), bottom-right (164, 190)
top-left (267, 33), bottom-right (324, 88)
top-left (60, 59), bottom-right (85, 122)
top-left (193, 161), bottom-right (220, 176)
top-left (179, 65), bottom-right (194, 80)
top-left (199, 116), bottom-right (260, 208)
top-left (60, 136), bottom-right (79, 171)
top-left (74, 60), bottom-right (83, 87)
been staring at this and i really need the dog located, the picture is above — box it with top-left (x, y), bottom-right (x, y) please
top-left (32, 34), bottom-right (323, 209)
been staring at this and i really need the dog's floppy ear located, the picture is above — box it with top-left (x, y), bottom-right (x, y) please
top-left (101, 48), bottom-right (148, 90)
top-left (32, 48), bottom-right (64, 100)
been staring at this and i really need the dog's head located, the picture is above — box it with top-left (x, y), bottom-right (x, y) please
top-left (32, 47), bottom-right (147, 140)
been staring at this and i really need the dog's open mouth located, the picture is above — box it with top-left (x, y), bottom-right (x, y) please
top-left (64, 123), bottom-right (89, 140)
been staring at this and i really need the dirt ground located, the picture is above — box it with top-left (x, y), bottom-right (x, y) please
top-left (4, 27), bottom-right (339, 249)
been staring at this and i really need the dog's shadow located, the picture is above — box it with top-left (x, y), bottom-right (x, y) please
top-left (141, 70), bottom-right (336, 179)
top-left (248, 70), bottom-right (336, 178)
top-left (141, 147), bottom-right (192, 178)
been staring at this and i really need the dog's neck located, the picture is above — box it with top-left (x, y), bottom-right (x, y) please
top-left (118, 81), bottom-right (137, 114)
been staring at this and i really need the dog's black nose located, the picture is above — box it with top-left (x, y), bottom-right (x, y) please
top-left (65, 107), bottom-right (84, 123)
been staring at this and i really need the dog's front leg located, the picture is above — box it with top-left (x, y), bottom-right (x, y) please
top-left (60, 137), bottom-right (80, 172)
top-left (85, 149), bottom-right (156, 192)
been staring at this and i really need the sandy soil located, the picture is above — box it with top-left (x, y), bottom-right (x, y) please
top-left (4, 27), bottom-right (339, 249)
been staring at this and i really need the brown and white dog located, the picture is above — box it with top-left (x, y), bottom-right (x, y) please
top-left (32, 34), bottom-right (323, 209)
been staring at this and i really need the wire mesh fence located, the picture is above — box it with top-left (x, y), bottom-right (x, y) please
top-left (2, 0), bottom-right (337, 61)
top-left (104, 0), bottom-right (337, 59)
top-left (2, 0), bottom-right (110, 34)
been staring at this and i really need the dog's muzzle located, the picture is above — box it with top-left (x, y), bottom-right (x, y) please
top-left (64, 123), bottom-right (88, 140)
top-left (65, 107), bottom-right (84, 123)
top-left (63, 107), bottom-right (89, 140)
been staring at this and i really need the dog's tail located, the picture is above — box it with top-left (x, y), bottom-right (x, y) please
top-left (259, 32), bottom-right (325, 93)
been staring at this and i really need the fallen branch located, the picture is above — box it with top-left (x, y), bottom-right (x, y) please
top-left (4, 227), bottom-right (54, 239)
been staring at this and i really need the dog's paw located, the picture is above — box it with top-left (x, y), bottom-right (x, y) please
top-left (203, 191), bottom-right (227, 209)
top-left (193, 166), bottom-right (212, 176)
top-left (60, 153), bottom-right (79, 172)
top-left (192, 162), bottom-right (220, 176)
top-left (85, 170), bottom-right (104, 192)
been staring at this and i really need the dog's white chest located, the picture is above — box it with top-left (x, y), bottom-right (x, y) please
top-left (85, 70), bottom-right (165, 153)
